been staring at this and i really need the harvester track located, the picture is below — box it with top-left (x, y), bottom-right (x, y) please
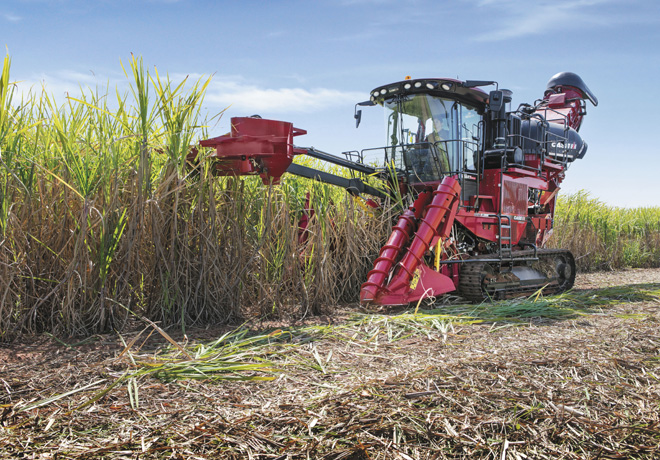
top-left (457, 249), bottom-right (576, 302)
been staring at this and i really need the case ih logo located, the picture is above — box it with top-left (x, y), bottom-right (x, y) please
top-left (551, 141), bottom-right (577, 150)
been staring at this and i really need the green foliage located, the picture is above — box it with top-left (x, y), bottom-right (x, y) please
top-left (551, 191), bottom-right (660, 270)
top-left (0, 53), bottom-right (389, 340)
top-left (1, 51), bottom-right (658, 341)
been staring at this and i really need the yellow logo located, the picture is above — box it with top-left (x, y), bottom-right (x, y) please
top-left (410, 268), bottom-right (421, 290)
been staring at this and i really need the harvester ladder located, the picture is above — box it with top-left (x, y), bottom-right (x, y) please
top-left (498, 214), bottom-right (512, 259)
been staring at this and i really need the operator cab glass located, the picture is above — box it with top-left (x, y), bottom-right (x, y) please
top-left (383, 94), bottom-right (481, 185)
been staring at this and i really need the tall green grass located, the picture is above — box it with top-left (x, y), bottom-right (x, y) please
top-left (0, 54), bottom-right (390, 340)
top-left (551, 191), bottom-right (660, 270)
top-left (1, 54), bottom-right (658, 340)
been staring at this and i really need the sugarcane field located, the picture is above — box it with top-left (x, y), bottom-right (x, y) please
top-left (2, 17), bottom-right (660, 458)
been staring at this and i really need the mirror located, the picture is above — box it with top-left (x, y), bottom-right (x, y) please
top-left (354, 100), bottom-right (375, 128)
top-left (355, 109), bottom-right (362, 128)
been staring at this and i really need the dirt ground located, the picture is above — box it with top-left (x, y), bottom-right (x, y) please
top-left (1, 268), bottom-right (659, 459)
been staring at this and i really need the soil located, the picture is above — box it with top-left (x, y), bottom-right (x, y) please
top-left (1, 268), bottom-right (659, 459)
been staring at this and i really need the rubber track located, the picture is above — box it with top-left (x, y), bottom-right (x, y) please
top-left (457, 249), bottom-right (576, 302)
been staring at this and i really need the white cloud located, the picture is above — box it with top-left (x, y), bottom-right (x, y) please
top-left (12, 70), bottom-right (122, 104)
top-left (12, 70), bottom-right (365, 116)
top-left (168, 72), bottom-right (366, 113)
top-left (3, 13), bottom-right (22, 22)
top-left (266, 30), bottom-right (286, 39)
top-left (203, 79), bottom-right (365, 114)
top-left (468, 0), bottom-right (628, 42)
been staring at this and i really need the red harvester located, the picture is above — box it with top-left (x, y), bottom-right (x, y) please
top-left (190, 72), bottom-right (598, 305)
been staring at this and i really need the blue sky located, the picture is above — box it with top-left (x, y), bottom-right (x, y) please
top-left (3, 0), bottom-right (659, 207)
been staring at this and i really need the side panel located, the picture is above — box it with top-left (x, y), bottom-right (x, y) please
top-left (502, 180), bottom-right (527, 215)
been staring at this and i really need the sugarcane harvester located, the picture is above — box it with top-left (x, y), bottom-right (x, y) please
top-left (192, 72), bottom-right (598, 305)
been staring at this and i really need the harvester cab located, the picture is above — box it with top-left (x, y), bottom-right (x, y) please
top-left (362, 77), bottom-right (488, 202)
top-left (194, 72), bottom-right (598, 306)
